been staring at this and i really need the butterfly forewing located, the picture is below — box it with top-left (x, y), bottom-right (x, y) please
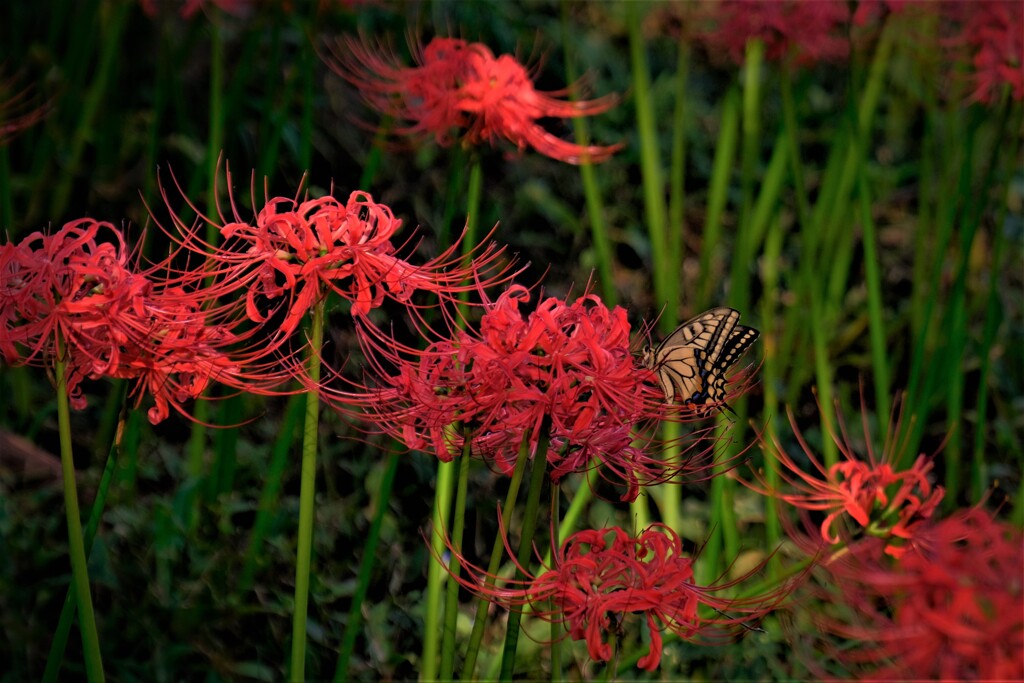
top-left (646, 307), bottom-right (758, 407)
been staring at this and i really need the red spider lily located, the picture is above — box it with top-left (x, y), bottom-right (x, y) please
top-left (697, 0), bottom-right (851, 67)
top-left (450, 523), bottom-right (787, 671)
top-left (0, 219), bottom-right (286, 423)
top-left (345, 285), bottom-right (748, 501)
top-left (818, 509), bottom-right (1023, 680)
top-left (323, 35), bottom-right (622, 164)
top-left (952, 0), bottom-right (1024, 103)
top-left (152, 169), bottom-right (517, 342)
top-left (742, 398), bottom-right (944, 558)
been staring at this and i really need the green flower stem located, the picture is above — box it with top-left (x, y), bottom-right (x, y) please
top-left (779, 69), bottom-right (810, 231)
top-left (334, 449), bottom-right (401, 683)
top-left (54, 334), bottom-right (105, 682)
top-left (44, 385), bottom-right (129, 683)
top-left (668, 43), bottom-right (690, 304)
top-left (759, 215), bottom-right (784, 572)
top-left (499, 422), bottom-right (552, 682)
top-left (423, 457), bottom-right (456, 682)
top-left (855, 147), bottom-right (891, 422)
top-left (739, 39), bottom-right (763, 233)
top-left (656, 421), bottom-right (682, 532)
top-left (561, 2), bottom-right (616, 306)
top-left (461, 435), bottom-right (531, 680)
top-left (289, 300), bottom-right (325, 682)
top-left (698, 87), bottom-right (740, 309)
top-left (627, 3), bottom-right (670, 325)
top-left (440, 430), bottom-right (473, 682)
top-left (550, 613), bottom-right (563, 683)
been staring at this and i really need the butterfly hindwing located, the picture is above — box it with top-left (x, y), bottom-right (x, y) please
top-left (645, 307), bottom-right (758, 407)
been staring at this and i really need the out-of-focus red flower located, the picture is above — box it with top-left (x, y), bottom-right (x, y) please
top-left (0, 219), bottom-right (280, 423)
top-left (1, 67), bottom-right (50, 144)
top-left (820, 509), bottom-right (1023, 681)
top-left (954, 0), bottom-right (1024, 103)
top-left (743, 399), bottom-right (944, 558)
top-left (349, 285), bottom-right (747, 501)
top-left (323, 36), bottom-right (622, 164)
top-left (451, 524), bottom-right (786, 671)
top-left (697, 0), bottom-right (851, 67)
top-left (154, 170), bottom-right (516, 341)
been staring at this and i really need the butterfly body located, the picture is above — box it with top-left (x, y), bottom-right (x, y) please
top-left (643, 307), bottom-right (759, 409)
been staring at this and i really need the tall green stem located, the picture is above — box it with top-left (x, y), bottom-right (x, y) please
top-left (562, 2), bottom-right (616, 305)
top-left (627, 3), bottom-right (670, 325)
top-left (290, 301), bottom-right (325, 682)
top-left (44, 385), bottom-right (129, 683)
top-left (440, 430), bottom-right (473, 682)
top-left (55, 334), bottom-right (105, 682)
top-left (499, 422), bottom-right (551, 681)
top-left (461, 436), bottom-right (531, 680)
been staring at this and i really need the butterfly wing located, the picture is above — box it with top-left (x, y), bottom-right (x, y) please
top-left (700, 324), bottom-right (759, 404)
top-left (646, 307), bottom-right (758, 407)
top-left (647, 308), bottom-right (738, 404)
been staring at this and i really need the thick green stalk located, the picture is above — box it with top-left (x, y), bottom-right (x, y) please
top-left (759, 215), bottom-right (784, 572)
top-left (627, 2), bottom-right (670, 326)
top-left (698, 87), bottom-right (740, 309)
top-left (290, 301), bottom-right (325, 682)
top-left (499, 423), bottom-right (552, 681)
top-left (461, 436), bottom-right (531, 680)
top-left (668, 44), bottom-right (690, 303)
top-left (739, 39), bottom-right (763, 233)
top-left (44, 386), bottom-right (129, 683)
top-left (561, 2), bottom-right (616, 305)
top-left (334, 450), bottom-right (401, 682)
top-left (423, 458), bottom-right (456, 682)
top-left (440, 431), bottom-right (473, 681)
top-left (54, 335), bottom-right (105, 682)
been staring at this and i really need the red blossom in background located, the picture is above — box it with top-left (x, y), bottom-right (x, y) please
top-left (323, 36), bottom-right (622, 164)
top-left (697, 0), bottom-right (851, 67)
top-left (954, 0), bottom-right (1024, 103)
top-left (0, 219), bottom-right (272, 423)
top-left (346, 285), bottom-right (746, 501)
top-left (1, 67), bottom-right (51, 145)
top-left (451, 524), bottom-right (786, 671)
top-left (819, 509), bottom-right (1024, 680)
top-left (742, 399), bottom-right (944, 558)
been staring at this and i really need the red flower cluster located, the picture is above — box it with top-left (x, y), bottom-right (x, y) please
top-left (156, 172), bottom-right (514, 340)
top-left (744, 401), bottom-right (944, 557)
top-left (955, 0), bottom-right (1024, 103)
top-left (0, 220), bottom-right (261, 423)
top-left (823, 509), bottom-right (1023, 680)
top-left (453, 524), bottom-right (784, 671)
top-left (696, 0), bottom-right (851, 67)
top-left (353, 286), bottom-right (734, 500)
top-left (325, 36), bottom-right (622, 164)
